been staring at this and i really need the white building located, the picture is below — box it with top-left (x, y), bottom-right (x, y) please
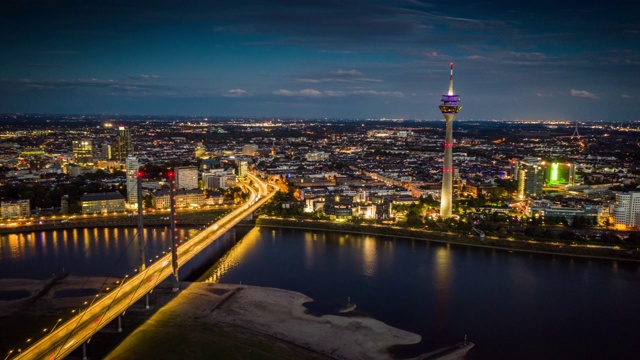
top-left (175, 166), bottom-right (199, 190)
top-left (1, 199), bottom-right (30, 219)
top-left (125, 156), bottom-right (139, 204)
top-left (612, 191), bottom-right (640, 229)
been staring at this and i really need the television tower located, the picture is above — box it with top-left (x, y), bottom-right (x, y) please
top-left (439, 63), bottom-right (462, 218)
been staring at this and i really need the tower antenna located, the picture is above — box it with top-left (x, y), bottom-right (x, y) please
top-left (572, 120), bottom-right (580, 138)
top-left (448, 62), bottom-right (454, 96)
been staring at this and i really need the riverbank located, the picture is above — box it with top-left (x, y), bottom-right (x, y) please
top-left (256, 218), bottom-right (640, 262)
top-left (105, 283), bottom-right (472, 360)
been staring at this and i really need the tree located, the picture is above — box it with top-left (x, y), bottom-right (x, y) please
top-left (405, 208), bottom-right (423, 227)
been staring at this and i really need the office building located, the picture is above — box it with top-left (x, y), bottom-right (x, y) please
top-left (126, 156), bottom-right (139, 204)
top-left (612, 191), bottom-right (640, 229)
top-left (80, 192), bottom-right (126, 214)
top-left (237, 160), bottom-right (248, 178)
top-left (1, 199), bottom-right (30, 219)
top-left (112, 125), bottom-right (132, 161)
top-left (518, 157), bottom-right (545, 199)
top-left (175, 166), bottom-right (199, 190)
top-left (72, 139), bottom-right (93, 165)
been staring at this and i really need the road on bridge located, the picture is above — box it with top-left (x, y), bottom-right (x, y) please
top-left (13, 173), bottom-right (276, 360)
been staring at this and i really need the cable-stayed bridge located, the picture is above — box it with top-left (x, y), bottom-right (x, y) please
top-left (11, 173), bottom-right (275, 360)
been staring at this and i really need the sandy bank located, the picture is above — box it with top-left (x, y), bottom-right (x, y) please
top-left (212, 284), bottom-right (421, 359)
top-left (106, 283), bottom-right (427, 360)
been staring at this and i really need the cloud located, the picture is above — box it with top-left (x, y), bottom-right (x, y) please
top-left (274, 88), bottom-right (322, 97)
top-left (274, 88), bottom-right (403, 98)
top-left (352, 90), bottom-right (404, 97)
top-left (127, 74), bottom-right (160, 80)
top-left (621, 94), bottom-right (632, 99)
top-left (330, 69), bottom-right (362, 77)
top-left (570, 89), bottom-right (599, 100)
top-left (223, 89), bottom-right (248, 97)
top-left (296, 69), bottom-right (382, 84)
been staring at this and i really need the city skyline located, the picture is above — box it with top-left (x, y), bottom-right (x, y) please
top-left (1, 0), bottom-right (639, 120)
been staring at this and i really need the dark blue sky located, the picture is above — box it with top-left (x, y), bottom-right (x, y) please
top-left (1, 0), bottom-right (638, 120)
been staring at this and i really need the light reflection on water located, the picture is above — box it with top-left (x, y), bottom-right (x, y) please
top-left (203, 227), bottom-right (640, 360)
top-left (202, 228), bottom-right (261, 284)
top-left (0, 227), bottom-right (194, 279)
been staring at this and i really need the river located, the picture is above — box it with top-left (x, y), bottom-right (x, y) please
top-left (1, 226), bottom-right (639, 359)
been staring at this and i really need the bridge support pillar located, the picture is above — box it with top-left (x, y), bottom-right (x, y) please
top-left (82, 342), bottom-right (88, 360)
top-left (146, 293), bottom-right (150, 309)
top-left (117, 315), bottom-right (122, 333)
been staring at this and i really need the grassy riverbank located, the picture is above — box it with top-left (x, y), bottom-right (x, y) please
top-left (256, 218), bottom-right (640, 262)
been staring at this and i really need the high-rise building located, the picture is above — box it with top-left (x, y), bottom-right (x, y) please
top-left (72, 139), bottom-right (93, 165)
top-left (126, 156), bottom-right (139, 204)
top-left (101, 143), bottom-right (112, 160)
top-left (612, 192), bottom-right (640, 229)
top-left (517, 158), bottom-right (545, 199)
top-left (438, 63), bottom-right (461, 218)
top-left (237, 160), bottom-right (248, 178)
top-left (112, 125), bottom-right (132, 161)
top-left (175, 166), bottom-right (199, 190)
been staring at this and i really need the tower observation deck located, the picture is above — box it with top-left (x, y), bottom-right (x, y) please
top-left (439, 63), bottom-right (461, 218)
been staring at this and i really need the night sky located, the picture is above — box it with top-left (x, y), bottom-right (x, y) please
top-left (1, 0), bottom-right (639, 120)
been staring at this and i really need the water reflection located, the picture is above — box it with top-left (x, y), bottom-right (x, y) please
top-left (433, 246), bottom-right (452, 331)
top-left (362, 236), bottom-right (377, 277)
top-left (0, 226), bottom-right (194, 279)
top-left (202, 228), bottom-right (261, 284)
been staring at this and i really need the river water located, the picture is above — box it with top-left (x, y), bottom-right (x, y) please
top-left (1, 226), bottom-right (639, 359)
top-left (200, 227), bottom-right (640, 360)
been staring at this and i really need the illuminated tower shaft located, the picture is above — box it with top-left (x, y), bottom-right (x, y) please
top-left (439, 63), bottom-right (461, 218)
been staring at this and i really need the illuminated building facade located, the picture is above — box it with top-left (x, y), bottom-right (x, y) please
top-left (612, 191), bottom-right (640, 229)
top-left (1, 199), bottom-right (30, 219)
top-left (237, 160), bottom-right (248, 179)
top-left (175, 166), bottom-right (199, 190)
top-left (80, 192), bottom-right (126, 214)
top-left (548, 162), bottom-right (576, 186)
top-left (72, 139), bottom-right (93, 165)
top-left (112, 125), bottom-right (132, 161)
top-left (152, 189), bottom-right (205, 209)
top-left (439, 63), bottom-right (461, 218)
top-left (126, 156), bottom-right (139, 204)
top-left (517, 157), bottom-right (545, 199)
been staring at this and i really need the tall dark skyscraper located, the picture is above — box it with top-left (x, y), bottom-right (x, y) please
top-left (112, 125), bottom-right (132, 161)
top-left (439, 63), bottom-right (461, 218)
